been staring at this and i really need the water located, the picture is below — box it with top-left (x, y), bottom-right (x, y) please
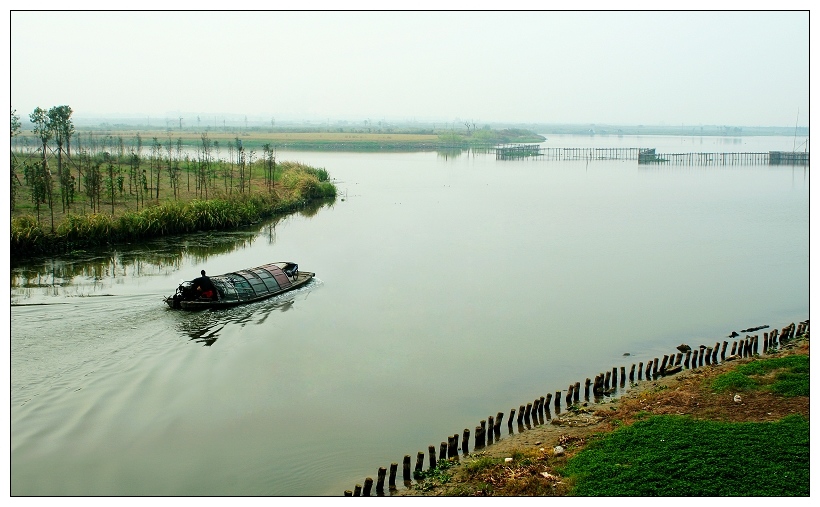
top-left (10, 135), bottom-right (809, 496)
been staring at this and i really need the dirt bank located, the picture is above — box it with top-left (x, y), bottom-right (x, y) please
top-left (392, 333), bottom-right (809, 496)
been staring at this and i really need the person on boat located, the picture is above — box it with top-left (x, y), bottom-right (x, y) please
top-left (192, 270), bottom-right (216, 300)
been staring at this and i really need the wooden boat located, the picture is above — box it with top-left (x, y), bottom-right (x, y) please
top-left (165, 262), bottom-right (314, 310)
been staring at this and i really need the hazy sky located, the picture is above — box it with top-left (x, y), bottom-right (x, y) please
top-left (9, 9), bottom-right (811, 127)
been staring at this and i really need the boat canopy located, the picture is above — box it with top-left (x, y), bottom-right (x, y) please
top-left (209, 263), bottom-right (293, 302)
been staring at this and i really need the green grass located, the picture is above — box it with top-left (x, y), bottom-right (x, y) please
top-left (560, 414), bottom-right (809, 496)
top-left (414, 459), bottom-right (457, 492)
top-left (711, 356), bottom-right (809, 397)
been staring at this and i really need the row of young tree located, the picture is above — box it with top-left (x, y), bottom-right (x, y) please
top-left (11, 106), bottom-right (280, 232)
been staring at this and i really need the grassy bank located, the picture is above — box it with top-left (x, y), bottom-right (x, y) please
top-left (396, 330), bottom-right (810, 497)
top-left (10, 162), bottom-right (336, 259)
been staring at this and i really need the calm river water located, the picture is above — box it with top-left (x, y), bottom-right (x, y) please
top-left (10, 135), bottom-right (809, 496)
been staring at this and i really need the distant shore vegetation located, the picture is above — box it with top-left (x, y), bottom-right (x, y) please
top-left (10, 106), bottom-right (336, 260)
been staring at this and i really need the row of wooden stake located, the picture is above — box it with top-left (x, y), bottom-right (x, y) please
top-left (343, 320), bottom-right (808, 496)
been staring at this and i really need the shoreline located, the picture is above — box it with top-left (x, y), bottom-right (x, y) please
top-left (345, 323), bottom-right (810, 496)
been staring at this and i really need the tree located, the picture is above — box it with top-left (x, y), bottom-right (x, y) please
top-left (30, 107), bottom-right (55, 231)
top-left (106, 154), bottom-right (115, 215)
top-left (151, 137), bottom-right (162, 199)
top-left (246, 149), bottom-right (255, 194)
top-left (235, 137), bottom-right (244, 194)
top-left (85, 160), bottom-right (102, 213)
top-left (48, 105), bottom-right (74, 212)
top-left (11, 109), bottom-right (21, 211)
top-left (199, 133), bottom-right (212, 198)
top-left (262, 143), bottom-right (273, 192)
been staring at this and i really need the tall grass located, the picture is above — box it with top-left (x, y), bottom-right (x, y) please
top-left (11, 167), bottom-right (336, 257)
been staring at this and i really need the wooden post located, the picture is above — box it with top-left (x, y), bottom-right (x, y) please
top-left (684, 351), bottom-right (691, 368)
top-left (475, 425), bottom-right (484, 448)
top-left (691, 350), bottom-right (699, 369)
top-left (712, 343), bottom-right (720, 363)
top-left (462, 430), bottom-right (470, 455)
top-left (402, 455), bottom-right (411, 482)
top-left (439, 442), bottom-right (446, 461)
top-left (363, 477), bottom-right (373, 496)
top-left (389, 463), bottom-right (398, 489)
top-left (721, 341), bottom-right (728, 361)
top-left (763, 333), bottom-right (769, 353)
top-left (660, 355), bottom-right (669, 374)
top-left (585, 378), bottom-right (592, 399)
top-left (524, 404), bottom-right (532, 425)
top-left (495, 411), bottom-right (504, 435)
top-left (674, 353), bottom-right (682, 366)
top-left (705, 348), bottom-right (712, 365)
top-left (452, 434), bottom-right (460, 456)
top-left (354, 484), bottom-right (362, 496)
top-left (638, 362), bottom-right (644, 380)
top-left (488, 415), bottom-right (495, 442)
top-left (612, 367), bottom-right (618, 386)
top-left (699, 347), bottom-right (705, 366)
top-left (377, 467), bottom-right (387, 492)
top-left (565, 386), bottom-right (573, 406)
top-left (653, 357), bottom-right (660, 376)
top-left (344, 490), bottom-right (353, 496)
top-left (604, 371), bottom-right (611, 389)
top-left (508, 408), bottom-right (515, 430)
top-left (555, 391), bottom-right (561, 409)
top-left (575, 381), bottom-right (582, 402)
top-left (447, 435), bottom-right (455, 458)
top-left (415, 452), bottom-right (424, 474)
top-left (517, 406), bottom-right (525, 424)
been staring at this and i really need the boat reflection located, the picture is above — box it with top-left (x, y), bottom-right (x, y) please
top-left (175, 281), bottom-right (318, 346)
